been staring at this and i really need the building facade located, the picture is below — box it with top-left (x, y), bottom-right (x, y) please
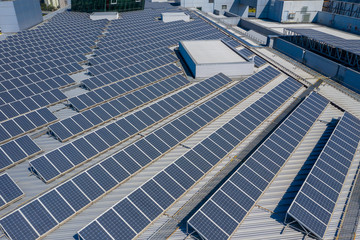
top-left (71, 0), bottom-right (145, 12)
top-left (181, 0), bottom-right (323, 22)
top-left (0, 0), bottom-right (43, 33)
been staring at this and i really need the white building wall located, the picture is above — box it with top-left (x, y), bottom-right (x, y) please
top-left (0, 1), bottom-right (19, 32)
top-left (181, 0), bottom-right (323, 23)
top-left (14, 0), bottom-right (43, 31)
top-left (279, 0), bottom-right (323, 23)
top-left (196, 62), bottom-right (254, 78)
top-left (181, 0), bottom-right (214, 12)
top-left (0, 0), bottom-right (42, 33)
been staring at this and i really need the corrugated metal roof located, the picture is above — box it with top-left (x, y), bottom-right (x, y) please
top-left (1, 4), bottom-right (360, 240)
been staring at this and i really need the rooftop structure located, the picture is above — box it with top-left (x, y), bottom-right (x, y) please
top-left (90, 11), bottom-right (119, 20)
top-left (0, 1), bottom-right (359, 240)
top-left (161, 12), bottom-right (190, 22)
top-left (71, 0), bottom-right (145, 12)
top-left (0, 0), bottom-right (42, 33)
top-left (179, 40), bottom-right (253, 78)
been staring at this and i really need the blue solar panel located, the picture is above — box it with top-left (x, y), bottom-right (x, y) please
top-left (57, 181), bottom-right (90, 211)
top-left (287, 112), bottom-right (360, 239)
top-left (0, 211), bottom-right (39, 240)
top-left (20, 200), bottom-right (57, 235)
top-left (113, 198), bottom-right (149, 233)
top-left (87, 165), bottom-right (118, 191)
top-left (188, 92), bottom-right (328, 239)
top-left (0, 173), bottom-right (23, 206)
top-left (39, 190), bottom-right (75, 223)
top-left (3, 63), bottom-right (281, 240)
top-left (73, 173), bottom-right (105, 201)
top-left (97, 209), bottom-right (136, 239)
top-left (78, 221), bottom-right (112, 240)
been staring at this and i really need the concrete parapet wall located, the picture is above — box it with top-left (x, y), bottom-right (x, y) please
top-left (239, 18), bottom-right (278, 36)
top-left (316, 11), bottom-right (360, 35)
top-left (273, 38), bottom-right (360, 93)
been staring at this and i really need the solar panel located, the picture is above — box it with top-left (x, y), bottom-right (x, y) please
top-left (188, 92), bottom-right (328, 240)
top-left (254, 56), bottom-right (267, 67)
top-left (77, 76), bottom-right (301, 240)
top-left (0, 173), bottom-right (24, 209)
top-left (287, 111), bottom-right (360, 239)
top-left (285, 28), bottom-right (360, 55)
top-left (2, 67), bottom-right (279, 240)
top-left (0, 135), bottom-right (42, 171)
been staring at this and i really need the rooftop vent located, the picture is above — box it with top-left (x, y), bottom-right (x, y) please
top-left (161, 12), bottom-right (190, 23)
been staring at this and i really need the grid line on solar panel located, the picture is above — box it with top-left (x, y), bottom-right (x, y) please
top-left (0, 135), bottom-right (42, 171)
top-left (286, 111), bottom-right (360, 239)
top-left (50, 74), bottom-right (188, 142)
top-left (0, 67), bottom-right (278, 240)
top-left (0, 107), bottom-right (57, 144)
top-left (0, 89), bottom-right (66, 122)
top-left (30, 72), bottom-right (237, 182)
top-left (0, 173), bottom-right (24, 210)
top-left (77, 74), bottom-right (301, 240)
top-left (188, 92), bottom-right (328, 240)
top-left (70, 64), bottom-right (182, 112)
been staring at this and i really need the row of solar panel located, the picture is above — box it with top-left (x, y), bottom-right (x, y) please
top-left (0, 62), bottom-right (82, 84)
top-left (0, 173), bottom-right (24, 209)
top-left (89, 47), bottom-right (172, 67)
top-left (0, 88), bottom-right (66, 121)
top-left (98, 25), bottom-right (222, 50)
top-left (3, 18), bottom-right (103, 42)
top-left (31, 73), bottom-right (231, 183)
top-left (72, 65), bottom-right (182, 112)
top-left (88, 51), bottom-right (176, 77)
top-left (238, 48), bottom-right (255, 58)
top-left (285, 28), bottom-right (360, 55)
top-left (188, 92), bottom-right (329, 240)
top-left (0, 107), bottom-right (57, 143)
top-left (83, 63), bottom-right (180, 92)
top-left (51, 74), bottom-right (189, 142)
top-left (88, 53), bottom-right (178, 79)
top-left (101, 18), bottom-right (223, 39)
top-left (83, 59), bottom-right (181, 91)
top-left (105, 20), bottom-right (205, 37)
top-left (0, 67), bottom-right (275, 240)
top-left (98, 30), bottom-right (226, 54)
top-left (0, 72), bottom-right (73, 101)
top-left (102, 18), bottom-right (213, 43)
top-left (0, 75), bottom-right (72, 107)
top-left (0, 20), bottom-right (104, 52)
top-left (0, 135), bottom-right (42, 171)
top-left (0, 51), bottom-right (86, 76)
top-left (0, 35), bottom-right (95, 50)
top-left (0, 41), bottom-right (93, 61)
top-left (0, 44), bottom-right (88, 66)
top-left (97, 25), bottom-right (220, 51)
top-left (76, 73), bottom-right (299, 240)
top-left (287, 111), bottom-right (360, 239)
top-left (0, 37), bottom-right (95, 52)
top-left (2, 31), bottom-right (96, 45)
top-left (91, 42), bottom-right (170, 61)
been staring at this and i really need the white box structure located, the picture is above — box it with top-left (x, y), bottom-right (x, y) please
top-left (90, 12), bottom-right (119, 21)
top-left (179, 40), bottom-right (254, 78)
top-left (162, 12), bottom-right (190, 23)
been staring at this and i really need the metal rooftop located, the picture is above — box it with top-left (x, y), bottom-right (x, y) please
top-left (0, 2), bottom-right (359, 240)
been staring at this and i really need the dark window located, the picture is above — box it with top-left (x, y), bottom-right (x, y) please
top-left (222, 5), bottom-right (227, 9)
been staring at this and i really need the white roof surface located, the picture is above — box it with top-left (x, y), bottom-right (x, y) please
top-left (180, 40), bottom-right (246, 64)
